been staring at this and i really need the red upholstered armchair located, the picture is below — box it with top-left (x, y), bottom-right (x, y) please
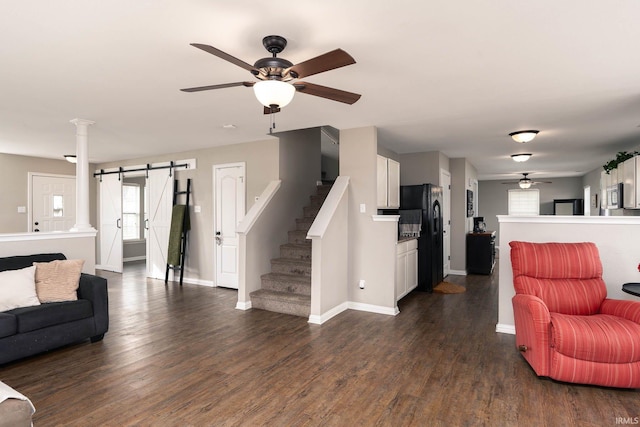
top-left (510, 241), bottom-right (640, 388)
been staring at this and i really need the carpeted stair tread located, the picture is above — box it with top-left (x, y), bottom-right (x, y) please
top-left (280, 243), bottom-right (312, 259)
top-left (271, 257), bottom-right (312, 276)
top-left (288, 229), bottom-right (309, 244)
top-left (295, 217), bottom-right (315, 231)
top-left (250, 289), bottom-right (310, 317)
top-left (261, 272), bottom-right (311, 295)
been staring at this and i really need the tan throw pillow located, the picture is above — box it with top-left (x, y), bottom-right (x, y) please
top-left (34, 259), bottom-right (85, 303)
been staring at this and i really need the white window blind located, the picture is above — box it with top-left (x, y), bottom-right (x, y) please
top-left (508, 189), bottom-right (540, 215)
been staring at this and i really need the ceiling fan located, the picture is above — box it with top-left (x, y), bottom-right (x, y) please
top-left (501, 173), bottom-right (552, 189)
top-left (181, 35), bottom-right (361, 114)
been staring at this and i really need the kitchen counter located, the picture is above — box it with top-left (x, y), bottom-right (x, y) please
top-left (397, 236), bottom-right (419, 243)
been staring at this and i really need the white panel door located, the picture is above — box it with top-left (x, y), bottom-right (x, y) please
top-left (214, 163), bottom-right (245, 289)
top-left (31, 175), bottom-right (76, 232)
top-left (440, 169), bottom-right (451, 276)
top-left (146, 170), bottom-right (174, 279)
top-left (99, 174), bottom-right (123, 273)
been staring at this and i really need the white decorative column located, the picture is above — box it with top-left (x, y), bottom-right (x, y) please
top-left (70, 118), bottom-right (96, 232)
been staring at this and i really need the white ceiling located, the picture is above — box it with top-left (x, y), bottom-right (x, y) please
top-left (2, 1), bottom-right (640, 180)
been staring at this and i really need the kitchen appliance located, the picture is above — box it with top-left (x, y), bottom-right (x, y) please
top-left (473, 216), bottom-right (486, 233)
top-left (606, 183), bottom-right (623, 209)
top-left (400, 184), bottom-right (444, 292)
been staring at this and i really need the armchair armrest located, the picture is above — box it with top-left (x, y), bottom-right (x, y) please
top-left (512, 294), bottom-right (552, 376)
top-left (77, 273), bottom-right (109, 339)
top-left (600, 298), bottom-right (640, 324)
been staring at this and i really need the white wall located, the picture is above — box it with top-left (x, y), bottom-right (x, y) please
top-left (340, 126), bottom-right (398, 314)
top-left (0, 231), bottom-right (97, 273)
top-left (496, 216), bottom-right (640, 334)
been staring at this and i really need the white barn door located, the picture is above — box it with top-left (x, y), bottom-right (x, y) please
top-left (146, 169), bottom-right (174, 279)
top-left (99, 174), bottom-right (123, 273)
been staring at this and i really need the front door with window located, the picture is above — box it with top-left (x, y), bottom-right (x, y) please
top-left (31, 174), bottom-right (76, 232)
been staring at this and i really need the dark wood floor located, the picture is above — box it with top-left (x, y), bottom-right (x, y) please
top-left (1, 261), bottom-right (638, 426)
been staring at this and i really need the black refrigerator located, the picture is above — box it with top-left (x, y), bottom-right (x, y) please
top-left (400, 184), bottom-right (444, 292)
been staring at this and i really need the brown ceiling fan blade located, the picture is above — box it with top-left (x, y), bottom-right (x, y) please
top-left (294, 81), bottom-right (361, 104)
top-left (190, 43), bottom-right (259, 74)
top-left (180, 81), bottom-right (254, 92)
top-left (286, 49), bottom-right (356, 79)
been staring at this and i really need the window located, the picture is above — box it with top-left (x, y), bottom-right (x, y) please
top-left (122, 184), bottom-right (141, 240)
top-left (508, 189), bottom-right (540, 215)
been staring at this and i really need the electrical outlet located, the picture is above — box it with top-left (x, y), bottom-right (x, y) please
top-left (359, 203), bottom-right (366, 213)
top-left (359, 279), bottom-right (365, 289)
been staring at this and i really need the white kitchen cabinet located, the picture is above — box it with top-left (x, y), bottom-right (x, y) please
top-left (377, 155), bottom-right (400, 209)
top-left (396, 238), bottom-right (418, 301)
top-left (623, 156), bottom-right (640, 209)
top-left (387, 159), bottom-right (400, 208)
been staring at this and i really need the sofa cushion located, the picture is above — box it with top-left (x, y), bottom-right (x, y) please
top-left (34, 259), bottom-right (84, 303)
top-left (9, 300), bottom-right (93, 333)
top-left (0, 266), bottom-right (41, 312)
top-left (0, 313), bottom-right (17, 338)
top-left (551, 312), bottom-right (640, 364)
top-left (0, 253), bottom-right (66, 273)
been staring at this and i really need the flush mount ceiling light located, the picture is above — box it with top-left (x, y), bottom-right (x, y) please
top-left (64, 154), bottom-right (77, 163)
top-left (511, 153), bottom-right (532, 162)
top-left (509, 130), bottom-right (539, 143)
top-left (253, 80), bottom-right (296, 109)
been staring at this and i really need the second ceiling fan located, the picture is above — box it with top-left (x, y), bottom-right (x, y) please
top-left (502, 173), bottom-right (552, 189)
top-left (181, 35), bottom-right (361, 114)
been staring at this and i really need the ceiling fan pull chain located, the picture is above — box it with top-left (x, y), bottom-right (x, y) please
top-left (269, 110), bottom-right (276, 134)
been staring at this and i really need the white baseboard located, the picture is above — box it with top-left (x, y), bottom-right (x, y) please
top-left (348, 301), bottom-right (399, 316)
top-left (179, 277), bottom-right (214, 287)
top-left (495, 323), bottom-right (516, 335)
top-left (308, 302), bottom-right (349, 325)
top-left (123, 256), bottom-right (146, 262)
top-left (236, 300), bottom-right (252, 310)
top-left (448, 269), bottom-right (467, 276)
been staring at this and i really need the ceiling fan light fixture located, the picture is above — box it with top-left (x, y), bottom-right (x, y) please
top-left (511, 153), bottom-right (532, 162)
top-left (509, 130), bottom-right (539, 143)
top-left (64, 154), bottom-right (77, 163)
top-left (519, 178), bottom-right (533, 189)
top-left (253, 80), bottom-right (295, 109)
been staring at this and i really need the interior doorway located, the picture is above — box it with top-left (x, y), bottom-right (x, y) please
top-left (440, 169), bottom-right (451, 277)
top-left (213, 163), bottom-right (245, 289)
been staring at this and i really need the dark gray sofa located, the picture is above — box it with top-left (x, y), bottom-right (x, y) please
top-left (0, 253), bottom-right (108, 365)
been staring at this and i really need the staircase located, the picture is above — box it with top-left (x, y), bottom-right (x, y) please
top-left (250, 184), bottom-right (332, 317)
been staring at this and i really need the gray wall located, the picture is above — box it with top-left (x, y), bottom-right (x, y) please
top-left (478, 176), bottom-right (585, 243)
top-left (0, 153), bottom-right (97, 233)
top-left (398, 151), bottom-right (449, 186)
top-left (450, 158), bottom-right (477, 272)
top-left (96, 138), bottom-right (280, 283)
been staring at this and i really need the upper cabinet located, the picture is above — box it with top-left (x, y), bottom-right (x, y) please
top-left (623, 156), bottom-right (640, 209)
top-left (377, 155), bottom-right (400, 209)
